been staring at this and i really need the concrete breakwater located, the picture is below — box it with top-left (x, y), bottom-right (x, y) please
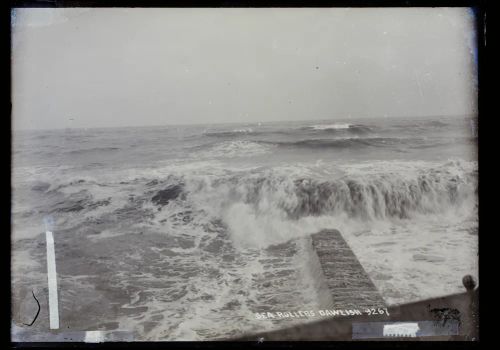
top-left (309, 229), bottom-right (386, 310)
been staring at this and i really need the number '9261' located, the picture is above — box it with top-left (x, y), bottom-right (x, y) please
top-left (364, 308), bottom-right (390, 316)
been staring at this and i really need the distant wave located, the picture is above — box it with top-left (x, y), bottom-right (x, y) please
top-left (390, 120), bottom-right (450, 129)
top-left (192, 138), bottom-right (399, 157)
top-left (425, 120), bottom-right (449, 127)
top-left (203, 120), bottom-right (451, 139)
top-left (204, 124), bottom-right (373, 138)
top-left (260, 137), bottom-right (418, 149)
top-left (195, 136), bottom-right (453, 156)
top-left (204, 129), bottom-right (255, 137)
top-left (66, 147), bottom-right (120, 155)
top-left (303, 123), bottom-right (372, 134)
top-left (203, 128), bottom-right (298, 138)
top-left (196, 140), bottom-right (273, 158)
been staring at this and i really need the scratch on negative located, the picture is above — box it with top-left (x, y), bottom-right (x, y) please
top-left (23, 291), bottom-right (41, 327)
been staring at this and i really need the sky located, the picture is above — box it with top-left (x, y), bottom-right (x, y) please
top-left (11, 8), bottom-right (478, 130)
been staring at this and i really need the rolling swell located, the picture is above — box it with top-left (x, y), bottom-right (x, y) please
top-left (203, 129), bottom-right (294, 138)
top-left (260, 137), bottom-right (418, 150)
top-left (66, 147), bottom-right (120, 155)
top-left (203, 124), bottom-right (372, 138)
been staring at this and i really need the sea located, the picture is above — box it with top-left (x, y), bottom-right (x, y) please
top-left (11, 115), bottom-right (478, 340)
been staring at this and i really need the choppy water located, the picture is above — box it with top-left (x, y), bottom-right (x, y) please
top-left (12, 116), bottom-right (478, 340)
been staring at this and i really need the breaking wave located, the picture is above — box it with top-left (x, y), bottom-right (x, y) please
top-left (178, 161), bottom-right (477, 223)
top-left (29, 159), bottom-right (476, 225)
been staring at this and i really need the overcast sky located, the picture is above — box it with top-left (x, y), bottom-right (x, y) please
top-left (11, 8), bottom-right (478, 130)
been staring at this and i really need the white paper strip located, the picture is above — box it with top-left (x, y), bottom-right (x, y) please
top-left (45, 231), bottom-right (59, 329)
top-left (84, 331), bottom-right (104, 343)
top-left (383, 322), bottom-right (419, 337)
